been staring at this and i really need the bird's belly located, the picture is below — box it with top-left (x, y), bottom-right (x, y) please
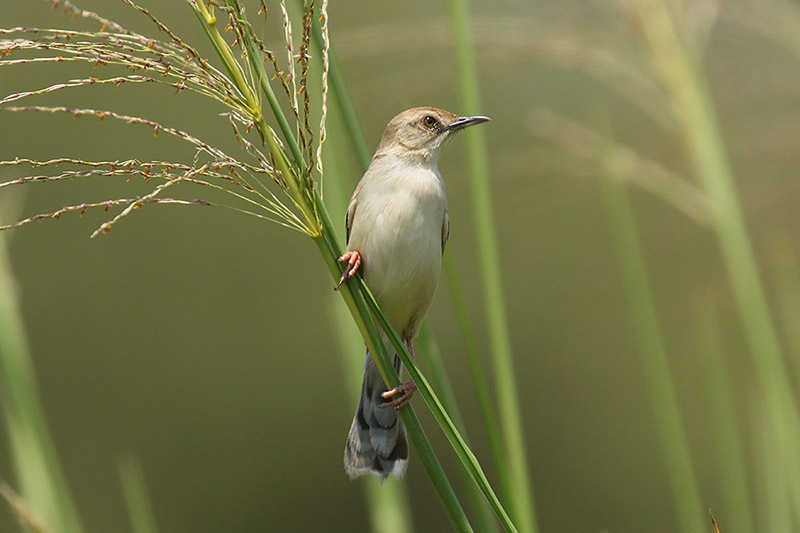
top-left (358, 202), bottom-right (443, 338)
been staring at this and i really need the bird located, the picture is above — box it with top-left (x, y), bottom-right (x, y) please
top-left (338, 107), bottom-right (490, 480)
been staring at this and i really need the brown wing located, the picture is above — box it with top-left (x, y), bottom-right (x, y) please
top-left (441, 210), bottom-right (450, 254)
top-left (344, 183), bottom-right (361, 245)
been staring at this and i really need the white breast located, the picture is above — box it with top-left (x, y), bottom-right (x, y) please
top-left (347, 156), bottom-right (447, 339)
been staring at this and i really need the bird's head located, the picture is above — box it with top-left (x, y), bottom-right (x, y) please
top-left (375, 107), bottom-right (490, 163)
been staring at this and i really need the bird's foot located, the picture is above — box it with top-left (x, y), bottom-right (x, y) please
top-left (380, 380), bottom-right (417, 411)
top-left (334, 251), bottom-right (361, 290)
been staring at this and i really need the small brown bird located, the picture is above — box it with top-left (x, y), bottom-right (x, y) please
top-left (339, 107), bottom-right (489, 480)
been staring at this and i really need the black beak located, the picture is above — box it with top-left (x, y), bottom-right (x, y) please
top-left (448, 115), bottom-right (491, 131)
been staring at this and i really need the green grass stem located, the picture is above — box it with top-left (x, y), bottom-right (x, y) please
top-left (416, 323), bottom-right (498, 532)
top-left (446, 0), bottom-right (537, 530)
top-left (355, 277), bottom-right (517, 532)
top-left (118, 455), bottom-right (159, 533)
top-left (312, 232), bottom-right (473, 532)
top-left (443, 255), bottom-right (508, 490)
top-left (224, 0), bottom-right (307, 172)
top-left (0, 215), bottom-right (84, 533)
top-left (768, 236), bottom-right (800, 389)
top-left (602, 179), bottom-right (705, 533)
top-left (692, 295), bottom-right (754, 533)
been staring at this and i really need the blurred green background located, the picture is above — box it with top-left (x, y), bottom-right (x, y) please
top-left (2, 0), bottom-right (800, 531)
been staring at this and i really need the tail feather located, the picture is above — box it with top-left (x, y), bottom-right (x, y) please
top-left (344, 349), bottom-right (408, 481)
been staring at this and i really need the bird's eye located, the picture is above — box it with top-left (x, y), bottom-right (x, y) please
top-left (423, 115), bottom-right (437, 128)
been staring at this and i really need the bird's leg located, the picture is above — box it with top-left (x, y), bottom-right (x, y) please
top-left (334, 250), bottom-right (361, 290)
top-left (381, 338), bottom-right (418, 411)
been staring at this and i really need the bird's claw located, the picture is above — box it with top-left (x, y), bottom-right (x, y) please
top-left (380, 380), bottom-right (417, 411)
top-left (334, 251), bottom-right (361, 290)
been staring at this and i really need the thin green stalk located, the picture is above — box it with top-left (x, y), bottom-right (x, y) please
top-left (193, 1), bottom-right (258, 112)
top-left (443, 254), bottom-right (508, 496)
top-left (446, 0), bottom-right (537, 531)
top-left (312, 234), bottom-right (473, 533)
top-left (416, 323), bottom-right (498, 533)
top-left (769, 235), bottom-right (800, 389)
top-left (0, 222), bottom-right (83, 533)
top-left (191, 8), bottom-right (247, 88)
top-left (223, 0), bottom-right (306, 172)
top-left (118, 456), bottom-right (159, 533)
top-left (603, 179), bottom-right (705, 533)
top-left (325, 49), bottom-right (371, 168)
top-left (692, 295), bottom-right (754, 533)
top-left (239, 1), bottom-right (310, 174)
top-left (193, 0), bottom-right (317, 234)
top-left (357, 277), bottom-right (517, 533)
top-left (754, 401), bottom-right (795, 532)
top-left (629, 0), bottom-right (800, 517)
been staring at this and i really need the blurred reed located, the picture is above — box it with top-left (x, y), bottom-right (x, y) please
top-left (118, 455), bottom-right (159, 533)
top-left (415, 323), bottom-right (498, 533)
top-left (624, 0), bottom-right (800, 527)
top-left (447, 0), bottom-right (539, 531)
top-left (768, 234), bottom-right (800, 390)
top-left (602, 177), bottom-right (705, 533)
top-left (726, 0), bottom-right (800, 60)
top-left (693, 294), bottom-right (755, 533)
top-left (442, 258), bottom-right (507, 531)
top-left (528, 0), bottom-right (800, 529)
top-left (0, 198), bottom-right (84, 532)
